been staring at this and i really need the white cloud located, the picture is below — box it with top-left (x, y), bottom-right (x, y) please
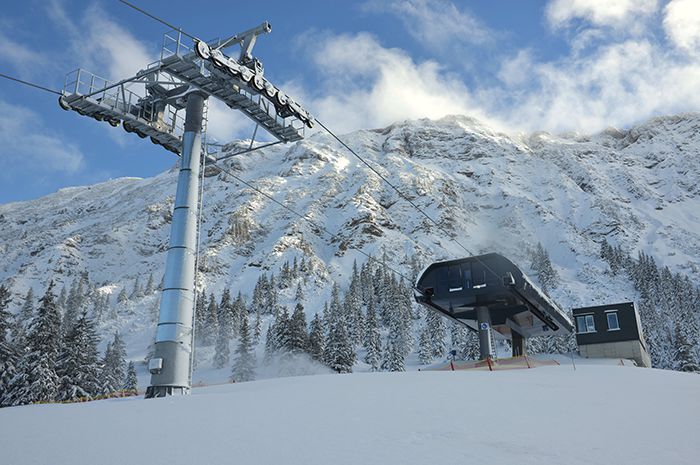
top-left (0, 32), bottom-right (47, 78)
top-left (296, 32), bottom-right (495, 133)
top-left (546, 0), bottom-right (659, 29)
top-left (494, 39), bottom-right (700, 133)
top-left (0, 99), bottom-right (85, 178)
top-left (366, 0), bottom-right (493, 49)
top-left (663, 0), bottom-right (700, 54)
top-left (294, 20), bottom-right (700, 136)
top-left (206, 98), bottom-right (259, 143)
top-left (47, 0), bottom-right (153, 82)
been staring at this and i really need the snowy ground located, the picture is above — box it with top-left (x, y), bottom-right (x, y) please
top-left (1, 361), bottom-right (698, 465)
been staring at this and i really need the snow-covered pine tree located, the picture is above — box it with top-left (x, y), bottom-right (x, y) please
top-left (218, 289), bottom-right (234, 340)
top-left (288, 303), bottom-right (309, 354)
top-left (418, 327), bottom-right (433, 365)
top-left (203, 293), bottom-right (219, 346)
top-left (117, 287), bottom-right (129, 305)
top-left (449, 321), bottom-right (480, 361)
top-left (529, 242), bottom-right (560, 295)
top-left (18, 287), bottom-right (34, 328)
top-left (128, 276), bottom-right (139, 300)
top-left (124, 361), bottom-right (138, 394)
top-left (308, 314), bottom-right (325, 362)
top-left (0, 285), bottom-right (18, 404)
top-left (194, 292), bottom-right (207, 345)
top-left (145, 273), bottom-right (156, 294)
top-left (363, 295), bottom-right (381, 371)
top-left (294, 282), bottom-right (304, 303)
top-left (0, 284), bottom-right (12, 343)
top-left (427, 310), bottom-right (446, 359)
top-left (324, 322), bottom-right (355, 373)
top-left (101, 332), bottom-right (127, 394)
top-left (213, 324), bottom-right (231, 369)
top-left (345, 261), bottom-right (365, 346)
top-left (57, 311), bottom-right (101, 401)
top-left (263, 324), bottom-right (275, 364)
top-left (272, 307), bottom-right (291, 356)
top-left (231, 314), bottom-right (256, 382)
top-left (2, 281), bottom-right (62, 406)
top-left (381, 324), bottom-right (405, 372)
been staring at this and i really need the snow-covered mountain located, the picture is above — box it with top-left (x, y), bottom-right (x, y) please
top-left (1, 113), bottom-right (699, 363)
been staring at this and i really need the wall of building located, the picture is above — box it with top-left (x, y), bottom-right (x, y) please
top-left (579, 340), bottom-right (651, 368)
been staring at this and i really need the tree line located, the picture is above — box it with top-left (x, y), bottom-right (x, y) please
top-left (600, 239), bottom-right (700, 372)
top-left (0, 282), bottom-right (135, 407)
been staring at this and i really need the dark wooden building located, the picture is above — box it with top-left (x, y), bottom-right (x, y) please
top-left (572, 302), bottom-right (651, 367)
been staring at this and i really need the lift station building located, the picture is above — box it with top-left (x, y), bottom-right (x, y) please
top-left (414, 253), bottom-right (574, 359)
top-left (572, 302), bottom-right (651, 367)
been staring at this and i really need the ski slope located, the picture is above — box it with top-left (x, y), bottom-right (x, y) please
top-left (1, 361), bottom-right (698, 465)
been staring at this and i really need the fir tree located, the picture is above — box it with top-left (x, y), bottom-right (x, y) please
top-left (194, 292), bottom-right (207, 345)
top-left (0, 284), bottom-right (12, 343)
top-left (324, 322), bottom-right (355, 373)
top-left (125, 361), bottom-right (138, 393)
top-left (2, 282), bottom-right (62, 406)
top-left (288, 303), bottom-right (309, 354)
top-left (232, 314), bottom-right (256, 382)
top-left (427, 311), bottom-right (446, 359)
top-left (363, 297), bottom-right (381, 371)
top-left (145, 273), bottom-right (156, 294)
top-left (294, 283), bottom-right (304, 302)
top-left (18, 287), bottom-right (34, 327)
top-left (308, 314), bottom-right (325, 362)
top-left (530, 242), bottom-right (560, 295)
top-left (57, 311), bottom-right (101, 401)
top-left (117, 288), bottom-right (128, 305)
top-left (101, 332), bottom-right (127, 393)
top-left (130, 275), bottom-right (144, 300)
top-left (0, 285), bottom-right (18, 403)
top-left (418, 328), bottom-right (433, 365)
top-left (203, 294), bottom-right (219, 346)
top-left (213, 324), bottom-right (231, 369)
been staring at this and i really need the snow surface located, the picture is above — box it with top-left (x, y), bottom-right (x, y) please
top-left (1, 362), bottom-right (698, 465)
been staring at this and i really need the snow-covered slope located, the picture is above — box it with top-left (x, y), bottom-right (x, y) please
top-left (1, 361), bottom-right (698, 465)
top-left (1, 113), bottom-right (699, 359)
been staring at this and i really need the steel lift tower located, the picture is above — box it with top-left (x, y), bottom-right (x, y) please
top-left (58, 21), bottom-right (313, 398)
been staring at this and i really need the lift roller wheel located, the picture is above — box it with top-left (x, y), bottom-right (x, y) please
top-left (58, 95), bottom-right (71, 111)
top-left (275, 91), bottom-right (288, 106)
top-left (195, 40), bottom-right (211, 60)
top-left (123, 123), bottom-right (134, 133)
top-left (210, 49), bottom-right (229, 70)
top-left (226, 60), bottom-right (242, 77)
top-left (263, 82), bottom-right (277, 99)
top-left (108, 118), bottom-right (120, 128)
top-left (250, 74), bottom-right (265, 91)
top-left (239, 68), bottom-right (253, 83)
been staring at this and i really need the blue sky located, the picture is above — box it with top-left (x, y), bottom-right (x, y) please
top-left (0, 0), bottom-right (698, 204)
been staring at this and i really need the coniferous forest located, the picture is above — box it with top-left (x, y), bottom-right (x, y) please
top-left (1, 244), bottom-right (698, 408)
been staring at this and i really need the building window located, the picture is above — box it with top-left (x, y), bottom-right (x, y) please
top-left (576, 314), bottom-right (596, 333)
top-left (606, 312), bottom-right (620, 331)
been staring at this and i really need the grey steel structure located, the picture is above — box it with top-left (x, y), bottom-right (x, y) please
top-left (415, 253), bottom-right (574, 358)
top-left (57, 23), bottom-right (313, 397)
